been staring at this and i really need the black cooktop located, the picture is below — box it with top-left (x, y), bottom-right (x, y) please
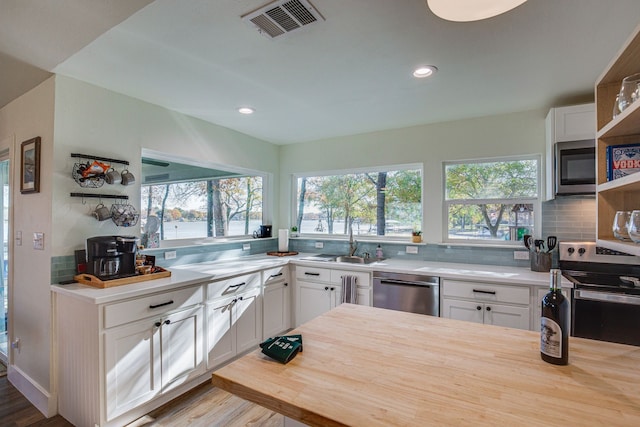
top-left (562, 269), bottom-right (640, 294)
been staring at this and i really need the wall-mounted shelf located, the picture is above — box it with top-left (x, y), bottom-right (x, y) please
top-left (71, 153), bottom-right (129, 165)
top-left (70, 193), bottom-right (129, 200)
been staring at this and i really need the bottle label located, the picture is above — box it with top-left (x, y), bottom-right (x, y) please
top-left (541, 317), bottom-right (562, 358)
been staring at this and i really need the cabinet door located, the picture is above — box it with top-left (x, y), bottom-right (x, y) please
top-left (206, 297), bottom-right (236, 369)
top-left (356, 286), bottom-right (371, 307)
top-left (263, 281), bottom-right (290, 338)
top-left (484, 303), bottom-right (530, 330)
top-left (160, 306), bottom-right (205, 392)
top-left (442, 298), bottom-right (484, 325)
top-left (553, 104), bottom-right (595, 142)
top-left (235, 287), bottom-right (262, 354)
top-left (105, 319), bottom-right (161, 421)
top-left (296, 280), bottom-right (333, 326)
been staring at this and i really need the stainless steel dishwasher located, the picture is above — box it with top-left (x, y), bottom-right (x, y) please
top-left (373, 271), bottom-right (440, 316)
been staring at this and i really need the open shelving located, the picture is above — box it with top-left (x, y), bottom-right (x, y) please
top-left (595, 22), bottom-right (640, 255)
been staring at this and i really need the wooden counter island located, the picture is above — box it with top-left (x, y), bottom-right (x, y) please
top-left (212, 304), bottom-right (640, 426)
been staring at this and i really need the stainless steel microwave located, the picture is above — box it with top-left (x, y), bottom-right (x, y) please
top-left (554, 139), bottom-right (596, 195)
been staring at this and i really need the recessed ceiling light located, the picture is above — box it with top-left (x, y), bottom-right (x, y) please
top-left (413, 65), bottom-right (438, 78)
top-left (427, 0), bottom-right (527, 22)
top-left (238, 107), bottom-right (254, 115)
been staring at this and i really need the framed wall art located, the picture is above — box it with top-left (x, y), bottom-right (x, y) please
top-left (20, 136), bottom-right (41, 194)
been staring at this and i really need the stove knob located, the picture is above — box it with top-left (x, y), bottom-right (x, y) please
top-left (578, 247), bottom-right (586, 256)
top-left (567, 247), bottom-right (575, 254)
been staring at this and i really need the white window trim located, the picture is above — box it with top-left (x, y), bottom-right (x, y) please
top-left (442, 154), bottom-right (542, 245)
top-left (141, 148), bottom-right (272, 242)
top-left (291, 163), bottom-right (423, 240)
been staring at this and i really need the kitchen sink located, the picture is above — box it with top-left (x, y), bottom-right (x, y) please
top-left (334, 255), bottom-right (383, 264)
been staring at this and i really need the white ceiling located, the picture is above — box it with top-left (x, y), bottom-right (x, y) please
top-left (2, 0), bottom-right (640, 145)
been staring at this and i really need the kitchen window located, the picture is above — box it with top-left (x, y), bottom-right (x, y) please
top-left (140, 153), bottom-right (266, 246)
top-left (293, 165), bottom-right (422, 238)
top-left (444, 156), bottom-right (540, 243)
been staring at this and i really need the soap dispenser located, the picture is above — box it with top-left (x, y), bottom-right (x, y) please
top-left (376, 244), bottom-right (383, 259)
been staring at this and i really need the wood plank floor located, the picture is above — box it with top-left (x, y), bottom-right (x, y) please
top-left (0, 375), bottom-right (283, 427)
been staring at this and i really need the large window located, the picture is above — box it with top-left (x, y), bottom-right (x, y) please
top-left (444, 156), bottom-right (539, 243)
top-left (140, 154), bottom-right (265, 246)
top-left (294, 165), bottom-right (422, 238)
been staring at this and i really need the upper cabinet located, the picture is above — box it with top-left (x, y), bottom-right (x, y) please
top-left (544, 103), bottom-right (595, 200)
top-left (595, 23), bottom-right (640, 255)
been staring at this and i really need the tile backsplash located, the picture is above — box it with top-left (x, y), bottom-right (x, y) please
top-left (541, 195), bottom-right (595, 242)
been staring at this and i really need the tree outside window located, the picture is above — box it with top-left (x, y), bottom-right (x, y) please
top-left (445, 157), bottom-right (539, 242)
top-left (295, 166), bottom-right (422, 238)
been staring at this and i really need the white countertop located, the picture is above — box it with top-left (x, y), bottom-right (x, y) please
top-left (51, 253), bottom-right (568, 305)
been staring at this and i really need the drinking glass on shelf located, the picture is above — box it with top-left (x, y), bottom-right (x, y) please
top-left (613, 210), bottom-right (631, 240)
top-left (618, 73), bottom-right (640, 113)
top-left (613, 94), bottom-right (621, 119)
top-left (627, 210), bottom-right (640, 243)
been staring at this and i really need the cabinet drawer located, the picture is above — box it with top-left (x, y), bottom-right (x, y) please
top-left (442, 279), bottom-right (529, 305)
top-left (263, 265), bottom-right (289, 285)
top-left (296, 266), bottom-right (330, 282)
top-left (330, 270), bottom-right (371, 288)
top-left (207, 272), bottom-right (261, 300)
top-left (104, 285), bottom-right (203, 329)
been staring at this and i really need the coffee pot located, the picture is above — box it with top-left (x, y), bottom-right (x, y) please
top-left (86, 235), bottom-right (138, 278)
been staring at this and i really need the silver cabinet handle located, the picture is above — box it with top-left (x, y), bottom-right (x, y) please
top-left (575, 290), bottom-right (640, 306)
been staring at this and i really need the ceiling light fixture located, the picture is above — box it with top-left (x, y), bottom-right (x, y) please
top-left (238, 107), bottom-right (255, 115)
top-left (413, 65), bottom-right (438, 78)
top-left (426, 0), bottom-right (527, 22)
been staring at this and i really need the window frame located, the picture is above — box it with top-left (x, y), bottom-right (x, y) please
top-left (291, 163), bottom-right (424, 241)
top-left (442, 154), bottom-right (542, 246)
top-left (140, 148), bottom-right (272, 248)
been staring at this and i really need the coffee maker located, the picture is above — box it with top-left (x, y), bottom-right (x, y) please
top-left (86, 236), bottom-right (138, 278)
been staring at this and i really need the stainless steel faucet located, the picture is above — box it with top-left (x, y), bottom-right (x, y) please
top-left (348, 225), bottom-right (357, 256)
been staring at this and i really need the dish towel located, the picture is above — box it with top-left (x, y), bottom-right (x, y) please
top-left (341, 275), bottom-right (358, 304)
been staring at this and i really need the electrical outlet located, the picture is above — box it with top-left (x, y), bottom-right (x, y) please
top-left (164, 250), bottom-right (177, 260)
top-left (406, 246), bottom-right (419, 254)
top-left (243, 243), bottom-right (251, 251)
top-left (315, 242), bottom-right (324, 249)
top-left (513, 251), bottom-right (530, 260)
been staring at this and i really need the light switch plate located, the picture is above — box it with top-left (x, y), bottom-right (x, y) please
top-left (33, 232), bottom-right (44, 250)
top-left (315, 242), bottom-right (324, 249)
top-left (164, 250), bottom-right (177, 260)
top-left (406, 246), bottom-right (419, 254)
top-left (513, 251), bottom-right (530, 260)
top-left (16, 230), bottom-right (22, 246)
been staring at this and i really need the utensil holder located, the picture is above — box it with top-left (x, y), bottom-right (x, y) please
top-left (530, 252), bottom-right (551, 272)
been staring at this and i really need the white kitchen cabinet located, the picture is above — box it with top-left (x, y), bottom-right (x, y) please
top-left (104, 305), bottom-right (204, 421)
top-left (206, 286), bottom-right (262, 369)
top-left (294, 265), bottom-right (371, 327)
top-left (262, 266), bottom-right (291, 338)
top-left (441, 279), bottom-right (531, 330)
top-left (442, 299), bottom-right (530, 330)
top-left (55, 282), bottom-right (206, 427)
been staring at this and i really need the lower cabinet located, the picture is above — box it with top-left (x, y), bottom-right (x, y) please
top-left (104, 305), bottom-right (205, 421)
top-left (296, 280), bottom-right (341, 326)
top-left (206, 287), bottom-right (262, 369)
top-left (441, 279), bottom-right (531, 330)
top-left (442, 299), bottom-right (530, 330)
top-left (263, 280), bottom-right (291, 338)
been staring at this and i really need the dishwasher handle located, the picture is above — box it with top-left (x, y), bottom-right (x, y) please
top-left (377, 278), bottom-right (436, 287)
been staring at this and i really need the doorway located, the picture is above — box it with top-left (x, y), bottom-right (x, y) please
top-left (0, 147), bottom-right (10, 362)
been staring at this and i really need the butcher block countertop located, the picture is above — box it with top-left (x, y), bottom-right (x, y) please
top-left (212, 304), bottom-right (640, 427)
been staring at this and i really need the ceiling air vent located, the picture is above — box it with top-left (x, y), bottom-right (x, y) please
top-left (242, 0), bottom-right (324, 39)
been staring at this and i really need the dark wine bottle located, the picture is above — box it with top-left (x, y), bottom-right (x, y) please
top-left (540, 268), bottom-right (569, 365)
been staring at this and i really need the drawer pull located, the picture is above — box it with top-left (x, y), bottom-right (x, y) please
top-left (305, 272), bottom-right (320, 276)
top-left (472, 289), bottom-right (496, 295)
top-left (229, 282), bottom-right (246, 289)
top-left (149, 300), bottom-right (174, 309)
top-left (269, 273), bottom-right (283, 278)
